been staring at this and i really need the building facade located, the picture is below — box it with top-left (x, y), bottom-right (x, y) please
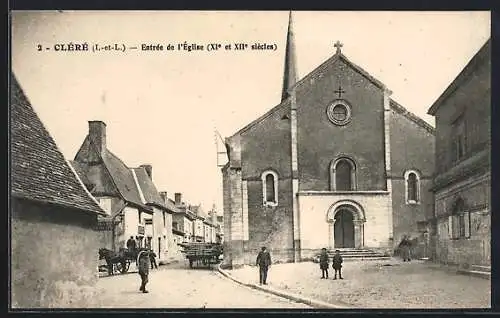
top-left (427, 39), bottom-right (491, 267)
top-left (222, 14), bottom-right (435, 266)
top-left (71, 121), bottom-right (153, 251)
top-left (11, 74), bottom-right (106, 308)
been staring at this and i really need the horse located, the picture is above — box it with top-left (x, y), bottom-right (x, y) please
top-left (99, 248), bottom-right (127, 275)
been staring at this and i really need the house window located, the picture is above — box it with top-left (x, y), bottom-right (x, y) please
top-left (448, 198), bottom-right (470, 240)
top-left (261, 170), bottom-right (278, 206)
top-left (331, 157), bottom-right (356, 191)
top-left (452, 115), bottom-right (466, 161)
top-left (404, 170), bottom-right (420, 204)
top-left (173, 222), bottom-right (178, 230)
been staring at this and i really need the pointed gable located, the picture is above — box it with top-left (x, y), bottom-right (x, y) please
top-left (10, 74), bottom-right (105, 215)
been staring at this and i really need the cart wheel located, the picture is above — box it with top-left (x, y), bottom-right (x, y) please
top-left (118, 261), bottom-right (129, 273)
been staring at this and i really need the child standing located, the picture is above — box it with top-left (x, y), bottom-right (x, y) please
top-left (331, 249), bottom-right (344, 280)
top-left (319, 248), bottom-right (329, 279)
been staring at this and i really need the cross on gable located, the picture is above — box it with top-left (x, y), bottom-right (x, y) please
top-left (334, 41), bottom-right (343, 54)
top-left (334, 85), bottom-right (345, 98)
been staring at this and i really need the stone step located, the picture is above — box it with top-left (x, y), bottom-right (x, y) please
top-left (471, 265), bottom-right (491, 273)
top-left (343, 256), bottom-right (391, 261)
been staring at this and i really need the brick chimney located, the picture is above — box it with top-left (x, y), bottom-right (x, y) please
top-left (159, 191), bottom-right (168, 205)
top-left (175, 192), bottom-right (182, 205)
top-left (88, 121), bottom-right (106, 154)
top-left (140, 164), bottom-right (152, 179)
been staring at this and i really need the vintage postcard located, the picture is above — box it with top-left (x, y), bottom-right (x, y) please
top-left (10, 10), bottom-right (491, 309)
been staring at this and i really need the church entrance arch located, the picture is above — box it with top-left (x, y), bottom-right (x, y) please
top-left (334, 209), bottom-right (355, 248)
top-left (327, 201), bottom-right (365, 249)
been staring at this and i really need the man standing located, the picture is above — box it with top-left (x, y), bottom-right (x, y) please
top-left (127, 236), bottom-right (137, 253)
top-left (137, 249), bottom-right (150, 293)
top-left (149, 250), bottom-right (158, 269)
top-left (256, 246), bottom-right (272, 285)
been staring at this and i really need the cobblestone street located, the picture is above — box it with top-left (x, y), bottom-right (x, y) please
top-left (94, 262), bottom-right (310, 308)
top-left (227, 259), bottom-right (491, 309)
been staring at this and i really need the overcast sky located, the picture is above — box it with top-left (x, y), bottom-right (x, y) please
top-left (11, 11), bottom-right (490, 213)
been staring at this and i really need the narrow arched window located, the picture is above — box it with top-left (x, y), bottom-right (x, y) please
top-left (261, 170), bottom-right (278, 206)
top-left (407, 173), bottom-right (417, 202)
top-left (332, 157), bottom-right (356, 191)
top-left (336, 160), bottom-right (352, 191)
top-left (266, 174), bottom-right (275, 202)
top-left (404, 170), bottom-right (421, 204)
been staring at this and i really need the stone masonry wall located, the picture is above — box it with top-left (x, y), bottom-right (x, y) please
top-left (11, 198), bottom-right (101, 308)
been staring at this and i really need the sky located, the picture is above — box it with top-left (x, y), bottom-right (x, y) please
top-left (11, 11), bottom-right (490, 213)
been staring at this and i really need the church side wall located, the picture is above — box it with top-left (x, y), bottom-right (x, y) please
top-left (296, 59), bottom-right (386, 192)
top-left (240, 103), bottom-right (294, 264)
top-left (389, 110), bottom-right (435, 255)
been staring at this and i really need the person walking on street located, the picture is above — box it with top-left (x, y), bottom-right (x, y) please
top-left (332, 249), bottom-right (344, 280)
top-left (319, 248), bottom-right (329, 279)
top-left (256, 246), bottom-right (272, 285)
top-left (137, 249), bottom-right (150, 293)
top-left (149, 250), bottom-right (158, 269)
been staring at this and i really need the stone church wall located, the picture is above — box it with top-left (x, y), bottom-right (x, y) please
top-left (296, 59), bottom-right (386, 192)
top-left (389, 109), bottom-right (435, 250)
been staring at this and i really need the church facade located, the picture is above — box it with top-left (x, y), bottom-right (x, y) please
top-left (222, 15), bottom-right (435, 266)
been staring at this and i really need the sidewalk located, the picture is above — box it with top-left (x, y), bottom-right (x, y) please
top-left (217, 264), bottom-right (350, 309)
top-left (219, 259), bottom-right (490, 309)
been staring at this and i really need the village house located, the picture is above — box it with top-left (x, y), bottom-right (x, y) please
top-left (11, 74), bottom-right (106, 308)
top-left (222, 13), bottom-right (435, 266)
top-left (173, 192), bottom-right (196, 243)
top-left (427, 39), bottom-right (491, 268)
top-left (70, 121), bottom-right (153, 251)
top-left (131, 165), bottom-right (176, 263)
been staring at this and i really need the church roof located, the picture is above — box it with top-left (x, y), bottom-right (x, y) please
top-left (390, 99), bottom-right (435, 135)
top-left (229, 49), bottom-right (433, 138)
top-left (427, 38), bottom-right (490, 116)
top-left (290, 51), bottom-right (386, 93)
top-left (10, 73), bottom-right (105, 216)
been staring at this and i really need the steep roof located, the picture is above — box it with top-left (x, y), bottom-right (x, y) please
top-left (132, 167), bottom-right (168, 210)
top-left (427, 38), bottom-right (491, 115)
top-left (10, 74), bottom-right (105, 216)
top-left (101, 150), bottom-right (150, 210)
top-left (73, 132), bottom-right (152, 212)
top-left (229, 50), bottom-right (433, 138)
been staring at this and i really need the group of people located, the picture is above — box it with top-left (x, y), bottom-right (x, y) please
top-left (126, 236), bottom-right (159, 294)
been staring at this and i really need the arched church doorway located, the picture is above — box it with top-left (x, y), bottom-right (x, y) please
top-left (334, 209), bottom-right (355, 248)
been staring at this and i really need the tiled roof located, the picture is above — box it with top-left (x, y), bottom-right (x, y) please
top-left (133, 167), bottom-right (166, 209)
top-left (101, 150), bottom-right (149, 210)
top-left (10, 74), bottom-right (105, 216)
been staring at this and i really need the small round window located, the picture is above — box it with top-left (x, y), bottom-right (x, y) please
top-left (327, 100), bottom-right (352, 125)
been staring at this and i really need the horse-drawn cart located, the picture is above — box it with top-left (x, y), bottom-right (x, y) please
top-left (179, 242), bottom-right (223, 269)
top-left (99, 247), bottom-right (147, 276)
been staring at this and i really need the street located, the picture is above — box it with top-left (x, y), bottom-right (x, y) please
top-left (94, 262), bottom-right (310, 308)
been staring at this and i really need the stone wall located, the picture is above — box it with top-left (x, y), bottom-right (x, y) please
top-left (11, 198), bottom-right (101, 308)
top-left (296, 58), bottom-right (386, 192)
